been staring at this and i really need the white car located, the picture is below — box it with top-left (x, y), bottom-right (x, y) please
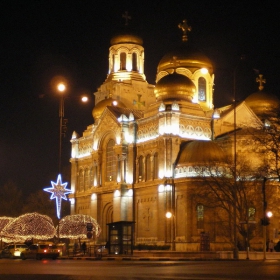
top-left (0, 244), bottom-right (28, 259)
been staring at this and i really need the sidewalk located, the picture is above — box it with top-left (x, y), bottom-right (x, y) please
top-left (59, 251), bottom-right (280, 261)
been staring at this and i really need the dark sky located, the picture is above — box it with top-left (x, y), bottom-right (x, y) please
top-left (0, 0), bottom-right (279, 195)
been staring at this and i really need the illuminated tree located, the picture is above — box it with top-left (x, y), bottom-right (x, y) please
top-left (58, 214), bottom-right (101, 239)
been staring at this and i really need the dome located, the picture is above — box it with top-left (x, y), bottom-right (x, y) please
top-left (177, 140), bottom-right (225, 165)
top-left (92, 98), bottom-right (126, 120)
top-left (154, 73), bottom-right (196, 102)
top-left (245, 91), bottom-right (280, 117)
top-left (157, 43), bottom-right (213, 74)
top-left (110, 29), bottom-right (143, 45)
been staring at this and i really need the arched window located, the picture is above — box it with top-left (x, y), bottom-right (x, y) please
top-left (139, 156), bottom-right (144, 181)
top-left (197, 204), bottom-right (204, 229)
top-left (248, 207), bottom-right (256, 221)
top-left (198, 77), bottom-right (206, 101)
top-left (112, 54), bottom-right (115, 71)
top-left (153, 153), bottom-right (159, 179)
top-left (120, 52), bottom-right (126, 70)
top-left (106, 139), bottom-right (116, 182)
top-left (132, 53), bottom-right (137, 71)
top-left (90, 167), bottom-right (94, 187)
top-left (84, 168), bottom-right (89, 191)
top-left (146, 154), bottom-right (151, 180)
top-left (78, 170), bottom-right (84, 192)
top-left (93, 164), bottom-right (98, 186)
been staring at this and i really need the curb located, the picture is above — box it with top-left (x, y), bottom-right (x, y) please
top-left (58, 256), bottom-right (233, 261)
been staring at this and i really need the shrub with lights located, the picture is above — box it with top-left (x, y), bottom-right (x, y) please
top-left (58, 214), bottom-right (101, 239)
top-left (1, 212), bottom-right (56, 243)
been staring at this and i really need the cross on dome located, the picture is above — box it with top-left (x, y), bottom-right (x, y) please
top-left (256, 74), bottom-right (266, 91)
top-left (178, 19), bottom-right (192, 42)
top-left (170, 56), bottom-right (180, 67)
top-left (122, 11), bottom-right (131, 26)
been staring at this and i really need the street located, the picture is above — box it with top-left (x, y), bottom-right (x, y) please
top-left (0, 259), bottom-right (280, 280)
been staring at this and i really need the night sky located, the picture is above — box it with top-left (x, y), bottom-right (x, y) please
top-left (0, 1), bottom-right (279, 195)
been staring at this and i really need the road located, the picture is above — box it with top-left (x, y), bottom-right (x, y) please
top-left (1, 259), bottom-right (280, 280)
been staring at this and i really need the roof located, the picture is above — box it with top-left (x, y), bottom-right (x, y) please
top-left (177, 140), bottom-right (225, 165)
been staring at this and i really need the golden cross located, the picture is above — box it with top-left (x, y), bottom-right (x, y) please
top-left (122, 11), bottom-right (131, 26)
top-left (256, 74), bottom-right (266, 91)
top-left (178, 19), bottom-right (192, 42)
top-left (170, 56), bottom-right (180, 67)
top-left (133, 94), bottom-right (145, 109)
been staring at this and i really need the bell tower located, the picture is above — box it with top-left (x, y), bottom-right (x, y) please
top-left (94, 12), bottom-right (155, 113)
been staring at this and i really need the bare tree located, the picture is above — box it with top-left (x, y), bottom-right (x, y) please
top-left (0, 181), bottom-right (23, 217)
top-left (193, 156), bottom-right (264, 250)
top-left (247, 110), bottom-right (280, 181)
top-left (22, 190), bottom-right (70, 226)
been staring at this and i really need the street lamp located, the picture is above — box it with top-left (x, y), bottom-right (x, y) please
top-left (232, 56), bottom-right (245, 259)
top-left (57, 83), bottom-right (67, 174)
top-left (166, 211), bottom-right (175, 251)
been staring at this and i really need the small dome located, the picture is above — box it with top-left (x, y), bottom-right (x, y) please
top-left (157, 43), bottom-right (213, 74)
top-left (110, 29), bottom-right (143, 45)
top-left (245, 91), bottom-right (280, 117)
top-left (92, 98), bottom-right (126, 120)
top-left (154, 73), bottom-right (196, 102)
top-left (177, 140), bottom-right (224, 165)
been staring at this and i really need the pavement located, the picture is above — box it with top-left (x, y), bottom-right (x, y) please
top-left (59, 251), bottom-right (280, 261)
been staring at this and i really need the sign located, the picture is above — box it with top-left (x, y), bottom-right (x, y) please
top-left (86, 223), bottom-right (93, 231)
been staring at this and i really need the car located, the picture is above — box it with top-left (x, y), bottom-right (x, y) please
top-left (20, 243), bottom-right (60, 260)
top-left (0, 243), bottom-right (28, 259)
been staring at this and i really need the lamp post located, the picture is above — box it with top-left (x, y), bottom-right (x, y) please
top-left (166, 211), bottom-right (175, 251)
top-left (232, 63), bottom-right (238, 260)
top-left (232, 56), bottom-right (246, 259)
top-left (57, 83), bottom-right (67, 174)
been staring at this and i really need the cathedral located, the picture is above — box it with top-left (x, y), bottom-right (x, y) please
top-left (69, 18), bottom-right (280, 253)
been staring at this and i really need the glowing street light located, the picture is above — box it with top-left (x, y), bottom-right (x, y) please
top-left (166, 211), bottom-right (175, 251)
top-left (266, 211), bottom-right (273, 218)
top-left (57, 83), bottom-right (66, 92)
top-left (166, 212), bottom-right (172, 219)
top-left (57, 82), bottom-right (67, 174)
top-left (81, 95), bottom-right (89, 102)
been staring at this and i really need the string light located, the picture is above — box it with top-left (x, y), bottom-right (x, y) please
top-left (58, 214), bottom-right (101, 239)
top-left (0, 217), bottom-right (15, 243)
top-left (0, 213), bottom-right (101, 243)
top-left (0, 217), bottom-right (14, 232)
top-left (1, 212), bottom-right (56, 243)
top-left (43, 174), bottom-right (72, 219)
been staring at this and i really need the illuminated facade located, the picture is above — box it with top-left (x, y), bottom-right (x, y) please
top-left (69, 20), bottom-right (280, 252)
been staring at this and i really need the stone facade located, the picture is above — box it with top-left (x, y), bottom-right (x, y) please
top-left (69, 21), bottom-right (280, 252)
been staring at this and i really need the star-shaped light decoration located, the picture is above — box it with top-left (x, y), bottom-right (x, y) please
top-left (44, 174), bottom-right (72, 219)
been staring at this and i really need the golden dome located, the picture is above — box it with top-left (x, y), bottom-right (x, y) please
top-left (157, 44), bottom-right (213, 74)
top-left (245, 91), bottom-right (280, 117)
top-left (110, 30), bottom-right (143, 45)
top-left (177, 140), bottom-right (224, 165)
top-left (154, 73), bottom-right (196, 102)
top-left (92, 98), bottom-right (126, 120)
